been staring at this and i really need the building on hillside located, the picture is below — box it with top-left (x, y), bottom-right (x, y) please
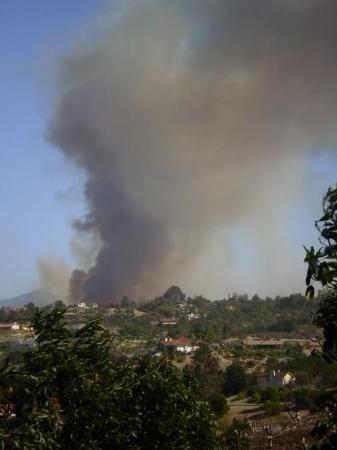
top-left (225, 304), bottom-right (236, 312)
top-left (243, 337), bottom-right (283, 349)
top-left (256, 370), bottom-right (295, 387)
top-left (177, 303), bottom-right (187, 309)
top-left (158, 336), bottom-right (199, 354)
top-left (160, 319), bottom-right (177, 326)
top-left (0, 323), bottom-right (31, 331)
top-left (11, 322), bottom-right (20, 331)
top-left (77, 302), bottom-right (98, 309)
top-left (0, 324), bottom-right (14, 330)
top-left (77, 302), bottom-right (88, 309)
top-left (186, 312), bottom-right (200, 320)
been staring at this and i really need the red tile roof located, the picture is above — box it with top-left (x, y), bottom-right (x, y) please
top-left (160, 336), bottom-right (192, 347)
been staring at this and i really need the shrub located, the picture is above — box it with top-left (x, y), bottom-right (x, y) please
top-left (222, 419), bottom-right (251, 450)
top-left (264, 400), bottom-right (282, 416)
top-left (208, 392), bottom-right (229, 418)
top-left (0, 307), bottom-right (218, 450)
top-left (294, 388), bottom-right (329, 412)
top-left (260, 386), bottom-right (280, 402)
top-left (223, 363), bottom-right (248, 395)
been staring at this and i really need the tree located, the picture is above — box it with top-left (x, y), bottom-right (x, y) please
top-left (222, 419), bottom-right (251, 450)
top-left (305, 184), bottom-right (337, 447)
top-left (189, 344), bottom-right (223, 406)
top-left (0, 307), bottom-right (218, 449)
top-left (24, 302), bottom-right (36, 314)
top-left (208, 392), bottom-right (229, 418)
top-left (54, 299), bottom-right (66, 310)
top-left (305, 184), bottom-right (337, 361)
top-left (263, 400), bottom-right (282, 416)
top-left (223, 363), bottom-right (248, 396)
top-left (163, 286), bottom-right (186, 302)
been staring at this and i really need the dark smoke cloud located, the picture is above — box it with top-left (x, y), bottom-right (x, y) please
top-left (47, 0), bottom-right (337, 302)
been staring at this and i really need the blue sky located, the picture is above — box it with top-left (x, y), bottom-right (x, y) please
top-left (0, 1), bottom-right (101, 298)
top-left (1, 1), bottom-right (337, 300)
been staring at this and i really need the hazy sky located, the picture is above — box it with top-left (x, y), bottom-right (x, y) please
top-left (1, 0), bottom-right (337, 301)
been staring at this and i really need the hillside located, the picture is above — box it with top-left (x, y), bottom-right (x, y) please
top-left (0, 289), bottom-right (55, 308)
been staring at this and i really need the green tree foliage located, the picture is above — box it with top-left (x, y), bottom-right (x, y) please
top-left (223, 363), bottom-right (249, 396)
top-left (305, 184), bottom-right (337, 361)
top-left (185, 344), bottom-right (228, 417)
top-left (163, 286), bottom-right (186, 302)
top-left (191, 344), bottom-right (222, 396)
top-left (305, 184), bottom-right (337, 448)
top-left (0, 308), bottom-right (218, 449)
top-left (263, 400), bottom-right (282, 416)
top-left (208, 392), bottom-right (229, 418)
top-left (293, 389), bottom-right (328, 412)
top-left (312, 400), bottom-right (337, 449)
top-left (221, 419), bottom-right (251, 450)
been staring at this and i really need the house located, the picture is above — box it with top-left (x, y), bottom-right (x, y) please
top-left (77, 302), bottom-right (88, 309)
top-left (160, 319), bottom-right (177, 326)
top-left (186, 312), bottom-right (200, 321)
top-left (158, 336), bottom-right (199, 354)
top-left (225, 304), bottom-right (236, 312)
top-left (11, 322), bottom-right (20, 331)
top-left (256, 370), bottom-right (295, 387)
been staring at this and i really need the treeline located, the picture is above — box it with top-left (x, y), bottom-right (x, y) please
top-left (0, 290), bottom-right (321, 342)
top-left (0, 302), bottom-right (37, 323)
top-left (0, 308), bottom-right (226, 449)
top-left (104, 290), bottom-right (321, 340)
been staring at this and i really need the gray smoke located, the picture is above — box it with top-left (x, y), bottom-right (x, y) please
top-left (47, 0), bottom-right (337, 302)
top-left (36, 254), bottom-right (71, 300)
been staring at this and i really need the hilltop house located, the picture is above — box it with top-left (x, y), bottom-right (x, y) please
top-left (158, 336), bottom-right (198, 354)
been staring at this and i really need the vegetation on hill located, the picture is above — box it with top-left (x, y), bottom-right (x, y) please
top-left (0, 307), bottom-right (218, 449)
top-left (2, 185), bottom-right (337, 448)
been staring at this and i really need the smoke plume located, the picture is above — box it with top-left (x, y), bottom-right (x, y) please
top-left (36, 254), bottom-right (71, 300)
top-left (47, 0), bottom-right (337, 302)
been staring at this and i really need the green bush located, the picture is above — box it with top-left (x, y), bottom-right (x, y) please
top-left (260, 386), bottom-right (280, 402)
top-left (264, 400), bottom-right (282, 416)
top-left (293, 388), bottom-right (329, 412)
top-left (222, 419), bottom-right (251, 450)
top-left (223, 363), bottom-right (248, 395)
top-left (0, 307), bottom-right (218, 450)
top-left (208, 392), bottom-right (229, 418)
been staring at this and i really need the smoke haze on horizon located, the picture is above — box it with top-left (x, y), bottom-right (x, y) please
top-left (46, 0), bottom-right (337, 302)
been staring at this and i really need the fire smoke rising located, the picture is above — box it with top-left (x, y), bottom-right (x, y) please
top-left (47, 0), bottom-right (337, 302)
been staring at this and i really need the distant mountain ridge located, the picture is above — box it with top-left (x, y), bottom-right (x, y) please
top-left (0, 290), bottom-right (56, 308)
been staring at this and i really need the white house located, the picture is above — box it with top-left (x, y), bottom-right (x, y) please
top-left (159, 336), bottom-right (199, 354)
top-left (160, 319), bottom-right (177, 326)
top-left (77, 302), bottom-right (88, 309)
top-left (11, 322), bottom-right (20, 331)
top-left (186, 312), bottom-right (200, 321)
top-left (257, 370), bottom-right (295, 387)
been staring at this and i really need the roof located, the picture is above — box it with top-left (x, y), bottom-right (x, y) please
top-left (160, 336), bottom-right (192, 347)
top-left (256, 371), bottom-right (294, 379)
top-left (0, 324), bottom-right (13, 329)
top-left (244, 337), bottom-right (283, 346)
